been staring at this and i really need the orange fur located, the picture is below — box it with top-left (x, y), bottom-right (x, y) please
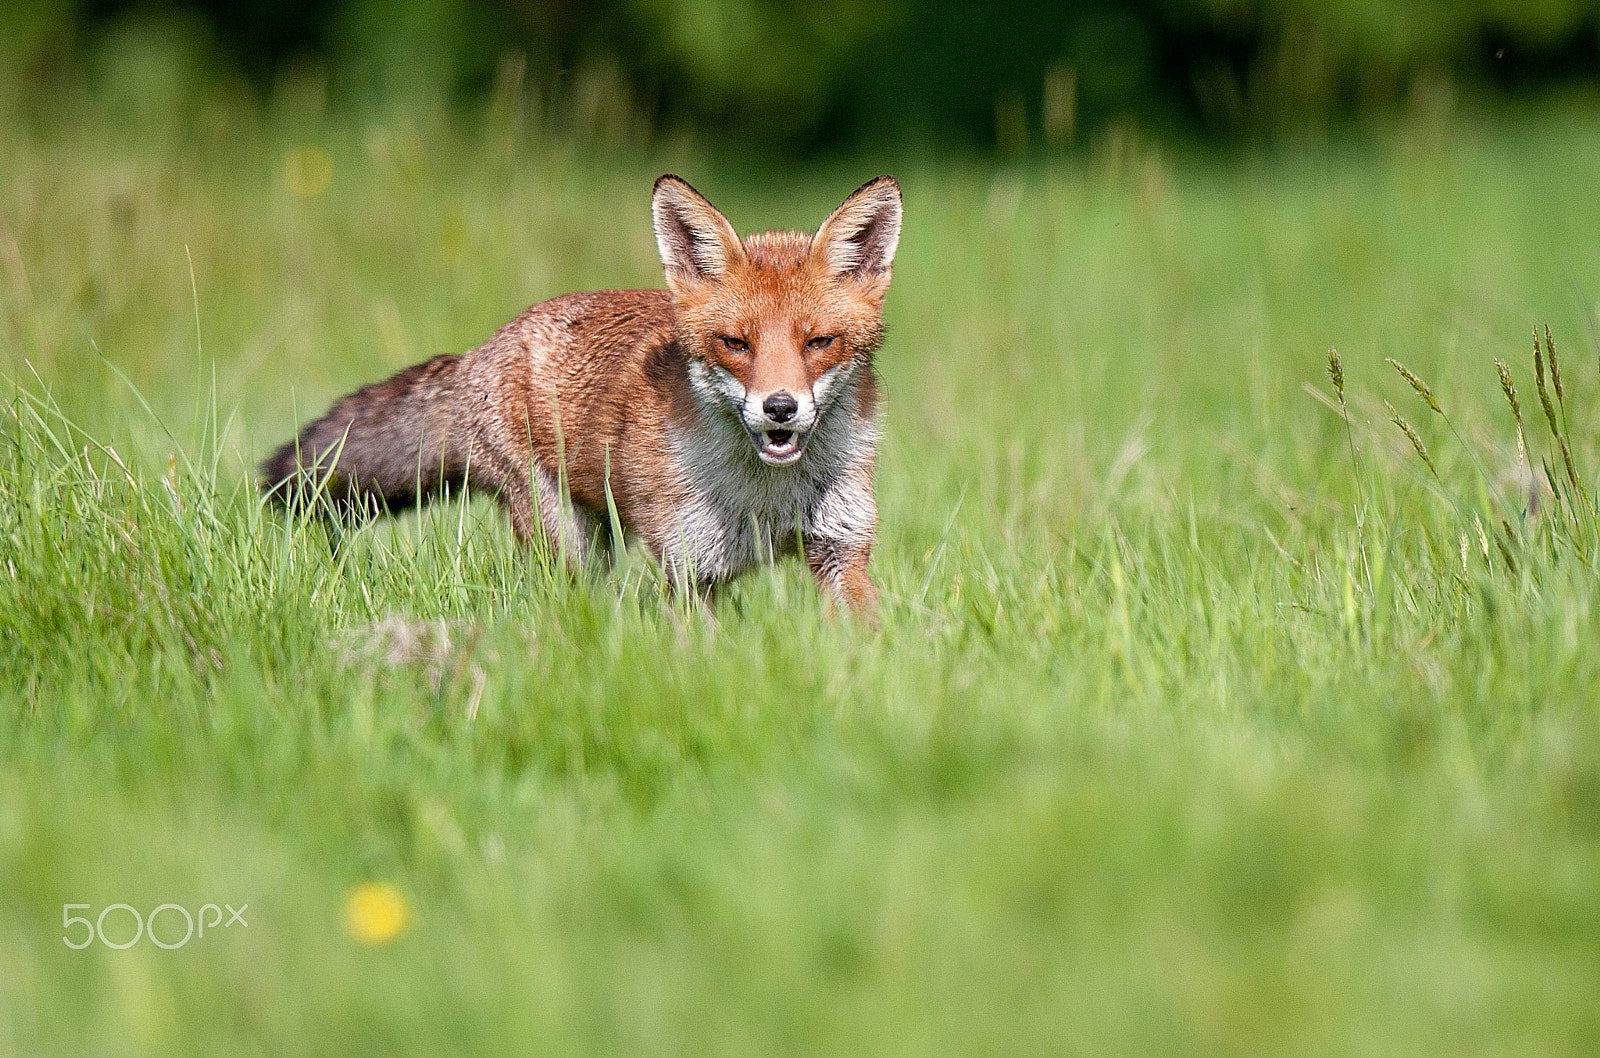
top-left (262, 175), bottom-right (902, 617)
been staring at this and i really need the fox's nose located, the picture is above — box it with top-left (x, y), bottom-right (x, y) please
top-left (763, 391), bottom-right (799, 423)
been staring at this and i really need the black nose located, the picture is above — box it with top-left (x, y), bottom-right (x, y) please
top-left (763, 391), bottom-right (799, 423)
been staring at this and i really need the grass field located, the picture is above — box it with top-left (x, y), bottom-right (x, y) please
top-left (3, 96), bottom-right (1600, 1055)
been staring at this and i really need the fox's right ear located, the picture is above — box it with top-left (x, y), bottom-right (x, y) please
top-left (652, 175), bottom-right (745, 295)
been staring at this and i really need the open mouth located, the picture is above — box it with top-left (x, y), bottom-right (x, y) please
top-left (754, 428), bottom-right (805, 465)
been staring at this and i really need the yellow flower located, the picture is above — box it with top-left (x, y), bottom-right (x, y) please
top-left (344, 882), bottom-right (409, 945)
top-left (284, 146), bottom-right (333, 198)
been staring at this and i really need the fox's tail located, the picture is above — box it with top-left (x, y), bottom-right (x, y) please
top-left (260, 353), bottom-right (467, 520)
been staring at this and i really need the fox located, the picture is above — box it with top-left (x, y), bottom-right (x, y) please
top-left (260, 174), bottom-right (902, 617)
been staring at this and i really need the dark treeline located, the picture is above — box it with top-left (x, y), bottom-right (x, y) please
top-left (6, 0), bottom-right (1600, 149)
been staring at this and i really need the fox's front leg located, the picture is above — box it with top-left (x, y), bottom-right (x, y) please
top-left (805, 465), bottom-right (879, 620)
top-left (805, 537), bottom-right (878, 619)
top-left (486, 453), bottom-right (598, 571)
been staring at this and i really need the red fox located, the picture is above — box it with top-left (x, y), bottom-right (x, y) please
top-left (261, 175), bottom-right (901, 616)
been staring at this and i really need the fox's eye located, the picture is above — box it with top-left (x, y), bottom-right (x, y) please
top-left (806, 335), bottom-right (836, 350)
top-left (720, 336), bottom-right (749, 353)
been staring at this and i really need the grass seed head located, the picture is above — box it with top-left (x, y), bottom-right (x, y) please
top-left (1533, 338), bottom-right (1560, 435)
top-left (1497, 519), bottom-right (1519, 575)
top-left (1386, 357), bottom-right (1441, 413)
top-left (1543, 324), bottom-right (1564, 408)
top-left (1533, 328), bottom-right (1546, 394)
top-left (1531, 331), bottom-right (1578, 491)
top-left (1495, 359), bottom-right (1528, 471)
top-left (1327, 347), bottom-right (1345, 405)
top-left (1386, 399), bottom-right (1438, 478)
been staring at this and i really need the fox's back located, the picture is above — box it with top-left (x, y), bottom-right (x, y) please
top-left (473, 287), bottom-right (674, 422)
top-left (461, 288), bottom-right (685, 504)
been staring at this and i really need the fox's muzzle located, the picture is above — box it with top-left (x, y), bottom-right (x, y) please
top-left (742, 386), bottom-right (817, 466)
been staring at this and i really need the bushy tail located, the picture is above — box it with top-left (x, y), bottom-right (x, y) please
top-left (261, 353), bottom-right (467, 521)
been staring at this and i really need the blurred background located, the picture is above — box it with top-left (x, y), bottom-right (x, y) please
top-left (3, 0), bottom-right (1599, 152)
top-left (7, 6), bottom-right (1600, 1054)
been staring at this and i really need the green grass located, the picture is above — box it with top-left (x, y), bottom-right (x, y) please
top-left (4, 97), bottom-right (1600, 1055)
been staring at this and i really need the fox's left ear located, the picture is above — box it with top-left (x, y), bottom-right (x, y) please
top-left (811, 176), bottom-right (902, 294)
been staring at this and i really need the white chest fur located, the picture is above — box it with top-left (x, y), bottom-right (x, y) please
top-left (665, 374), bottom-right (877, 585)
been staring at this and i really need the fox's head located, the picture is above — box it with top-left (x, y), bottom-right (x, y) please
top-left (651, 174), bottom-right (902, 467)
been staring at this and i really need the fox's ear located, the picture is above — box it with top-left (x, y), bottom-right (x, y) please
top-left (652, 175), bottom-right (745, 293)
top-left (811, 176), bottom-right (902, 289)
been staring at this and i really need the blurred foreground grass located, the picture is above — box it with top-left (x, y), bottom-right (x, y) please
top-left (3, 100), bottom-right (1600, 1055)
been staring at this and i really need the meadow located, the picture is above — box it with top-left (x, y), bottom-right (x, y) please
top-left (3, 94), bottom-right (1600, 1054)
